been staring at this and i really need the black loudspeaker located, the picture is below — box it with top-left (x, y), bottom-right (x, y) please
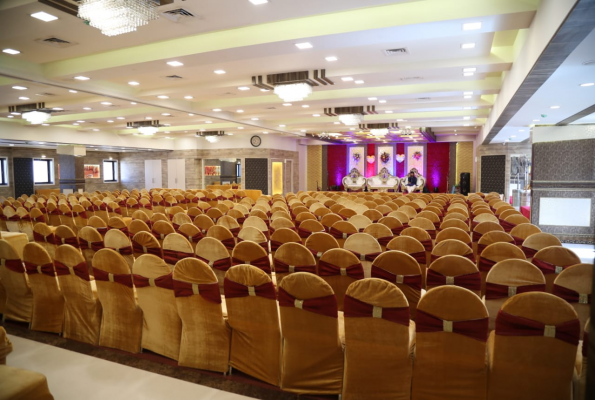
top-left (460, 172), bottom-right (470, 195)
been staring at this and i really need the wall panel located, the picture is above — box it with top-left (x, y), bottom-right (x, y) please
top-left (245, 158), bottom-right (269, 194)
top-left (426, 143), bottom-right (450, 193)
top-left (307, 145), bottom-right (322, 191)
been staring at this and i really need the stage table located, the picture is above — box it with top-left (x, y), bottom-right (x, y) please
top-left (520, 206), bottom-right (531, 219)
top-left (0, 232), bottom-right (28, 258)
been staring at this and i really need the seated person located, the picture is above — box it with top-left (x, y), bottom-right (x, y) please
top-left (405, 171), bottom-right (418, 193)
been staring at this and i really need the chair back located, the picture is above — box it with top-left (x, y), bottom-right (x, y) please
top-left (436, 227), bottom-right (471, 246)
top-left (270, 228), bottom-right (301, 256)
top-left (77, 226), bottom-right (103, 272)
top-left (532, 246), bottom-right (581, 292)
top-left (32, 222), bottom-right (57, 259)
top-left (232, 240), bottom-right (270, 275)
top-left (522, 232), bottom-right (562, 259)
top-left (509, 223), bottom-right (541, 246)
top-left (477, 230), bottom-right (514, 256)
top-left (55, 225), bottom-right (79, 248)
top-left (401, 226), bottom-right (432, 254)
top-left (427, 255), bottom-right (481, 297)
top-left (343, 232), bottom-right (382, 277)
top-left (104, 229), bottom-right (134, 270)
top-left (131, 231), bottom-right (162, 260)
top-left (274, 242), bottom-right (316, 284)
top-left (304, 232), bottom-right (339, 260)
top-left (329, 221), bottom-right (358, 248)
top-left (553, 263), bottom-right (592, 340)
top-left (431, 239), bottom-right (474, 263)
top-left (408, 217), bottom-right (436, 239)
top-left (162, 233), bottom-right (195, 268)
top-left (348, 215), bottom-right (372, 231)
top-left (151, 220), bottom-right (175, 245)
top-left (237, 226), bottom-right (267, 249)
top-left (243, 216), bottom-right (269, 238)
top-left (318, 248), bottom-right (363, 311)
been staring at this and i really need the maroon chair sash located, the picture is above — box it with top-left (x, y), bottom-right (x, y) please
top-left (108, 246), bottom-right (133, 256)
top-left (32, 215), bottom-right (46, 223)
top-left (307, 247), bottom-right (325, 259)
top-left (163, 249), bottom-right (195, 265)
top-left (485, 282), bottom-right (546, 300)
top-left (141, 204), bottom-right (153, 210)
top-left (329, 227), bottom-right (355, 240)
top-left (223, 278), bottom-right (276, 300)
top-left (427, 230), bottom-right (437, 240)
top-left (318, 259), bottom-right (364, 280)
top-left (499, 219), bottom-right (516, 232)
top-left (553, 284), bottom-right (591, 304)
top-left (85, 205), bottom-right (98, 212)
top-left (54, 260), bottom-right (90, 281)
top-left (229, 227), bottom-right (241, 237)
top-left (478, 256), bottom-right (497, 272)
top-left (532, 258), bottom-right (572, 275)
top-left (522, 245), bottom-right (538, 258)
top-left (197, 255), bottom-right (232, 272)
top-left (73, 211), bottom-right (88, 219)
top-left (377, 236), bottom-right (395, 247)
top-left (410, 251), bottom-right (427, 265)
top-left (184, 232), bottom-right (204, 243)
top-left (426, 269), bottom-right (481, 291)
top-left (231, 256), bottom-right (271, 274)
top-left (495, 310), bottom-right (580, 346)
top-left (152, 200), bottom-right (165, 206)
top-left (221, 237), bottom-right (236, 250)
top-left (55, 236), bottom-right (80, 248)
top-left (477, 243), bottom-right (488, 255)
top-left (390, 226), bottom-right (404, 235)
top-left (416, 309), bottom-right (489, 342)
top-left (132, 241), bottom-right (163, 257)
top-left (419, 239), bottom-right (433, 251)
top-left (1, 258), bottom-right (24, 273)
top-left (344, 295), bottom-right (410, 325)
top-left (278, 287), bottom-right (337, 318)
top-left (133, 273), bottom-right (174, 290)
top-left (23, 261), bottom-right (55, 277)
top-left (33, 231), bottom-right (56, 244)
top-left (172, 279), bottom-right (221, 303)
top-left (348, 250), bottom-right (381, 262)
top-left (59, 210), bottom-right (73, 217)
top-left (79, 240), bottom-right (105, 252)
top-left (94, 268), bottom-right (134, 288)
top-left (512, 236), bottom-right (524, 246)
top-left (472, 231), bottom-right (483, 242)
top-left (273, 258), bottom-right (316, 274)
top-left (98, 203), bottom-right (108, 211)
top-left (431, 252), bottom-right (475, 263)
top-left (270, 240), bottom-right (286, 252)
top-left (371, 265), bottom-right (422, 291)
top-left (96, 227), bottom-right (108, 235)
top-left (236, 216), bottom-right (246, 225)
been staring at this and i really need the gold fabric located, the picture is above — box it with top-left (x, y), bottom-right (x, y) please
top-left (554, 263), bottom-right (592, 339)
top-left (0, 327), bottom-right (12, 364)
top-left (195, 237), bottom-right (231, 294)
top-left (479, 242), bottom-right (525, 295)
top-left (487, 292), bottom-right (578, 400)
top-left (343, 279), bottom-right (413, 400)
top-left (133, 254), bottom-right (182, 360)
top-left (174, 258), bottom-right (231, 373)
top-left (77, 226), bottom-right (103, 274)
top-left (0, 239), bottom-right (33, 322)
top-left (94, 249), bottom-right (143, 353)
top-left (343, 233), bottom-right (382, 278)
top-left (427, 255), bottom-right (481, 297)
top-left (0, 365), bottom-right (54, 400)
top-left (278, 272), bottom-right (343, 395)
top-left (412, 286), bottom-right (488, 400)
top-left (22, 243), bottom-right (65, 333)
top-left (319, 248), bottom-right (361, 311)
top-left (274, 242), bottom-right (314, 284)
top-left (225, 265), bottom-right (281, 386)
top-left (55, 245), bottom-right (102, 345)
top-left (104, 229), bottom-right (134, 270)
top-left (533, 246), bottom-right (581, 292)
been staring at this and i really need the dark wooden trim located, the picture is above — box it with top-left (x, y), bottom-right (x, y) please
top-left (556, 103), bottom-right (595, 125)
top-left (38, 0), bottom-right (78, 17)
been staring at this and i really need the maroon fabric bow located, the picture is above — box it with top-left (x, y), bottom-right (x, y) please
top-left (33, 231), bottom-right (56, 244)
top-left (108, 246), bottom-right (133, 256)
top-left (522, 246), bottom-right (538, 258)
top-left (512, 236), bottom-right (524, 246)
top-left (73, 211), bottom-right (88, 219)
top-left (431, 252), bottom-right (475, 263)
top-left (495, 310), bottom-right (580, 346)
top-left (94, 268), bottom-right (134, 288)
top-left (220, 237), bottom-right (236, 250)
top-left (477, 256), bottom-right (498, 272)
top-left (553, 284), bottom-right (591, 304)
top-left (196, 255), bottom-right (232, 271)
top-left (390, 226), bottom-right (404, 235)
top-left (477, 243), bottom-right (489, 255)
top-left (228, 227), bottom-right (241, 237)
top-left (472, 231), bottom-right (484, 242)
top-left (59, 210), bottom-right (73, 217)
top-left (96, 227), bottom-right (109, 235)
top-left (1, 259), bottom-right (24, 273)
top-left (348, 250), bottom-right (381, 262)
top-left (54, 260), bottom-right (90, 281)
top-left (532, 258), bottom-right (572, 275)
top-left (377, 236), bottom-right (395, 247)
top-left (172, 280), bottom-right (221, 303)
top-left (141, 204), bottom-right (153, 210)
top-left (270, 240), bottom-right (286, 252)
top-left (236, 217), bottom-right (246, 225)
top-left (344, 295), bottom-right (410, 326)
top-left (409, 251), bottom-right (427, 265)
top-left (273, 258), bottom-right (316, 274)
top-left (371, 265), bottom-right (422, 291)
top-left (85, 204), bottom-right (99, 212)
top-left (152, 200), bottom-right (165, 206)
top-left (419, 239), bottom-right (433, 251)
top-left (416, 309), bottom-right (489, 342)
top-left (278, 287), bottom-right (337, 318)
top-left (98, 203), bottom-right (108, 211)
top-left (426, 230), bottom-right (437, 240)
top-left (79, 240), bottom-right (105, 252)
top-left (297, 227), bottom-right (319, 239)
top-left (307, 247), bottom-right (325, 259)
top-left (32, 215), bottom-right (46, 223)
top-left (184, 232), bottom-right (204, 243)
top-left (133, 273), bottom-right (174, 290)
top-left (223, 278), bottom-right (276, 300)
top-left (426, 269), bottom-right (481, 291)
top-left (328, 227), bottom-right (354, 240)
top-left (318, 259), bottom-right (364, 280)
top-left (232, 256), bottom-right (271, 274)
top-left (23, 261), bottom-right (55, 277)
top-left (132, 241), bottom-right (163, 257)
top-left (163, 249), bottom-right (195, 265)
top-left (127, 204), bottom-right (140, 209)
top-left (484, 282), bottom-right (546, 300)
top-left (499, 219), bottom-right (516, 232)
top-left (55, 236), bottom-right (80, 248)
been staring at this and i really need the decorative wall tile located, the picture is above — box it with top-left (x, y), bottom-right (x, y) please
top-left (480, 155), bottom-right (506, 194)
top-left (245, 158), bottom-right (269, 193)
top-left (456, 142), bottom-right (473, 187)
top-left (307, 145), bottom-right (322, 191)
top-left (13, 158), bottom-right (34, 198)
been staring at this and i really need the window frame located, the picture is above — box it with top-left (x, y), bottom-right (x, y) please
top-left (0, 158), bottom-right (8, 186)
top-left (33, 158), bottom-right (54, 186)
top-left (103, 159), bottom-right (118, 183)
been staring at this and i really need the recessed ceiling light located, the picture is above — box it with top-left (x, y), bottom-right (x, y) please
top-left (463, 72), bottom-right (474, 77)
top-left (532, 119), bottom-right (540, 122)
top-left (76, 120), bottom-right (85, 123)
top-left (397, 119), bottom-right (405, 122)
top-left (130, 102), bottom-right (137, 105)
top-left (580, 82), bottom-right (594, 87)
top-left (334, 122), bottom-right (340, 125)
top-left (31, 11), bottom-right (58, 21)
top-left (7, 115), bottom-right (14, 118)
top-left (354, 80), bottom-right (365, 84)
top-left (126, 126), bottom-right (133, 129)
top-left (167, 61), bottom-right (184, 67)
top-left (3, 49), bottom-right (20, 55)
top-left (107, 120), bottom-right (114, 123)
top-left (238, 87), bottom-right (250, 91)
top-left (462, 22), bottom-right (482, 30)
top-left (212, 108), bottom-right (222, 112)
top-left (8, 144), bottom-right (14, 146)
top-left (461, 43), bottom-right (476, 49)
top-left (69, 90), bottom-right (77, 93)
top-left (214, 70), bottom-right (226, 74)
top-left (93, 129), bottom-right (99, 132)
top-left (260, 89), bottom-right (270, 92)
top-left (73, 123), bottom-right (79, 126)
top-left (279, 124), bottom-right (286, 127)
top-left (238, 127), bottom-right (244, 129)
top-left (312, 114), bottom-right (320, 117)
top-left (188, 113), bottom-right (195, 116)
top-left (117, 116), bottom-right (125, 119)
top-left (302, 105), bottom-right (309, 108)
top-left (205, 120), bottom-right (212, 124)
top-left (263, 131), bottom-right (268, 134)
top-left (295, 42), bottom-right (313, 50)
top-left (463, 124), bottom-right (470, 126)
top-left (249, 0), bottom-right (269, 4)
top-left (18, 97), bottom-right (29, 100)
top-left (128, 81), bottom-right (139, 86)
top-left (236, 110), bottom-right (244, 113)
top-left (100, 102), bottom-right (112, 105)
top-left (464, 95), bottom-right (472, 99)
top-left (10, 112), bottom-right (20, 115)
top-left (157, 95), bottom-right (169, 99)
top-left (368, 97), bottom-right (377, 100)
top-left (145, 116), bottom-right (152, 120)
top-left (52, 107), bottom-right (63, 111)
top-left (510, 135), bottom-right (517, 138)
top-left (550, 105), bottom-right (560, 109)
top-left (184, 95), bottom-right (193, 99)
top-left (161, 113), bottom-right (170, 116)
top-left (283, 103), bottom-right (292, 106)
top-left (385, 111), bottom-right (393, 114)
top-left (463, 91), bottom-right (473, 95)
top-left (378, 100), bottom-right (387, 103)
top-left (12, 86), bottom-right (27, 90)
top-left (341, 77), bottom-right (354, 82)
top-left (325, 56), bottom-right (338, 62)
top-left (463, 68), bottom-right (476, 73)
top-left (463, 116), bottom-right (470, 120)
top-left (74, 76), bottom-right (90, 80)
top-left (251, 117), bottom-right (259, 120)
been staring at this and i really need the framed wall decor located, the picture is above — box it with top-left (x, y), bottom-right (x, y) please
top-left (84, 164), bottom-right (100, 179)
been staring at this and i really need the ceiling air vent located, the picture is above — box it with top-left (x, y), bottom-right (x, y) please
top-left (35, 37), bottom-right (78, 48)
top-left (161, 8), bottom-right (195, 22)
top-left (383, 47), bottom-right (409, 56)
top-left (165, 75), bottom-right (184, 80)
top-left (265, 107), bottom-right (277, 110)
top-left (417, 97), bottom-right (431, 101)
top-left (35, 93), bottom-right (57, 97)
top-left (400, 76), bottom-right (423, 81)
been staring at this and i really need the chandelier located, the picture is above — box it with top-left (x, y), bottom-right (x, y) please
top-left (370, 128), bottom-right (388, 136)
top-left (78, 0), bottom-right (159, 37)
top-left (205, 136), bottom-right (219, 143)
top-left (22, 111), bottom-right (51, 125)
top-left (274, 83), bottom-right (312, 102)
top-left (339, 114), bottom-right (364, 126)
top-left (318, 132), bottom-right (330, 139)
top-left (138, 126), bottom-right (158, 136)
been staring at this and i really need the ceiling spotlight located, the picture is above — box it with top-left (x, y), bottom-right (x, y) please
top-left (325, 56), bottom-right (338, 62)
top-left (462, 22), bottom-right (482, 30)
top-left (249, 0), bottom-right (269, 4)
top-left (31, 11), bottom-right (58, 21)
top-left (188, 113), bottom-right (195, 116)
top-left (283, 103), bottom-right (292, 106)
top-left (334, 122), bottom-right (340, 125)
top-left (238, 127), bottom-right (244, 129)
top-left (260, 89), bottom-right (270, 92)
top-left (128, 81), bottom-right (139, 86)
top-left (205, 120), bottom-right (212, 123)
top-left (3, 49), bottom-right (21, 55)
top-left (184, 95), bottom-right (193, 99)
top-left (302, 105), bottom-right (309, 108)
top-left (354, 80), bottom-right (365, 84)
top-left (262, 131), bottom-right (268, 134)
top-left (385, 111), bottom-right (393, 114)
top-left (69, 90), bottom-right (77, 93)
top-left (74, 76), bottom-right (90, 80)
top-left (238, 86), bottom-right (250, 91)
top-left (117, 116), bottom-right (125, 119)
top-left (236, 110), bottom-right (244, 113)
top-left (510, 135), bottom-right (517, 138)
top-left (312, 114), bottom-right (320, 117)
top-left (130, 102), bottom-right (137, 105)
top-left (532, 119), bottom-right (540, 122)
top-left (295, 42), bottom-right (313, 49)
top-left (550, 105), bottom-right (560, 109)
top-left (214, 70), bottom-right (226, 74)
top-left (461, 43), bottom-right (476, 49)
top-left (464, 95), bottom-right (472, 99)
top-left (161, 113), bottom-right (170, 116)
top-left (463, 91), bottom-right (473, 95)
top-left (12, 86), bottom-right (27, 90)
top-left (145, 116), bottom-right (152, 120)
top-left (7, 115), bottom-right (14, 118)
top-left (52, 107), bottom-right (63, 111)
top-left (463, 68), bottom-right (476, 73)
top-left (463, 116), bottom-right (470, 120)
top-left (463, 72), bottom-right (474, 77)
top-left (157, 95), bottom-right (169, 99)
top-left (212, 108), bottom-right (222, 112)
top-left (279, 124), bottom-right (286, 127)
top-left (341, 77), bottom-right (354, 82)
top-left (100, 102), bottom-right (112, 105)
top-left (463, 124), bottom-right (470, 126)
top-left (368, 97), bottom-right (377, 100)
top-left (167, 61), bottom-right (184, 67)
top-left (93, 129), bottom-right (99, 132)
top-left (73, 123), bottom-right (79, 126)
top-left (18, 97), bottom-right (29, 100)
top-left (83, 107), bottom-right (92, 111)
top-left (76, 120), bottom-right (85, 123)
top-left (251, 117), bottom-right (259, 120)
top-left (378, 100), bottom-right (386, 103)
top-left (107, 120), bottom-right (114, 123)
top-left (580, 82), bottom-right (594, 87)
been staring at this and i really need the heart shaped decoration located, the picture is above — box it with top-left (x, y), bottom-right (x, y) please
top-left (366, 155), bottom-right (375, 164)
top-left (396, 154), bottom-right (405, 163)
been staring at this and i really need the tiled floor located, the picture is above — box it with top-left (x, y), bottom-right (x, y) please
top-left (6, 335), bottom-right (255, 400)
top-left (562, 243), bottom-right (595, 264)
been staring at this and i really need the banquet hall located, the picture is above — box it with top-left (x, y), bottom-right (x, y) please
top-left (0, 0), bottom-right (593, 399)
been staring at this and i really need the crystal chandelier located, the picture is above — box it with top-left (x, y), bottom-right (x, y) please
top-left (78, 0), bottom-right (159, 37)
top-left (138, 126), bottom-right (158, 135)
top-left (274, 83), bottom-right (312, 102)
top-left (339, 114), bottom-right (363, 126)
top-left (318, 132), bottom-right (330, 139)
top-left (22, 111), bottom-right (51, 125)
top-left (370, 128), bottom-right (388, 136)
top-left (205, 136), bottom-right (219, 143)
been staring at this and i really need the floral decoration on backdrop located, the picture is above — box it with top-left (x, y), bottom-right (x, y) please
top-left (412, 151), bottom-right (423, 161)
top-left (352, 152), bottom-right (361, 163)
top-left (380, 152), bottom-right (390, 164)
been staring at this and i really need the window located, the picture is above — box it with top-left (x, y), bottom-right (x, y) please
top-left (0, 158), bottom-right (7, 186)
top-left (103, 159), bottom-right (118, 182)
top-left (33, 158), bottom-right (54, 185)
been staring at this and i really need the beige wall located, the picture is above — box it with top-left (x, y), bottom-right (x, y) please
top-left (307, 145), bottom-right (322, 191)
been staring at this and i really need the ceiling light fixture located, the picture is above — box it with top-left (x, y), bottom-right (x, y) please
top-left (283, 103), bottom-right (292, 106)
top-left (464, 95), bottom-right (472, 99)
top-left (325, 56), bottom-right (338, 62)
top-left (3, 49), bottom-right (20, 55)
top-left (205, 120), bottom-right (212, 124)
top-left (463, 67), bottom-right (476, 73)
top-left (107, 120), bottom-right (114, 123)
top-left (238, 86), bottom-right (250, 91)
top-left (302, 105), bottom-right (309, 108)
top-left (100, 102), bottom-right (112, 105)
top-left (263, 131), bottom-right (268, 134)
top-left (74, 76), bottom-right (90, 80)
top-left (251, 117), bottom-right (259, 120)
top-left (463, 72), bottom-right (474, 77)
top-left (76, 120), bottom-right (85, 123)
top-left (130, 102), bottom-right (137, 105)
top-left (341, 77), bottom-right (354, 82)
top-left (463, 91), bottom-right (473, 95)
top-left (378, 100), bottom-right (386, 103)
top-left (188, 113), bottom-right (194, 116)
top-left (368, 97), bottom-right (377, 101)
top-left (184, 96), bottom-right (193, 99)
top-left (69, 90), bottom-right (78, 93)
top-left (463, 116), bottom-right (470, 120)
top-left (461, 43), bottom-right (476, 49)
top-left (212, 108), bottom-right (222, 112)
top-left (354, 80), bottom-right (365, 84)
top-left (249, 0), bottom-right (269, 4)
top-left (78, 0), bottom-right (158, 36)
top-left (295, 42), bottom-right (313, 49)
top-left (385, 111), bottom-right (393, 114)
top-left (313, 114), bottom-right (320, 117)
top-left (533, 119), bottom-right (540, 122)
top-left (18, 97), bottom-right (29, 100)
top-left (274, 83), bottom-right (312, 102)
top-left (128, 81), bottom-right (139, 86)
top-left (157, 95), bottom-right (169, 99)
top-left (260, 89), bottom-right (270, 92)
top-left (580, 82), bottom-right (594, 87)
top-left (462, 22), bottom-right (482, 30)
top-left (12, 86), bottom-right (27, 90)
top-left (22, 111), bottom-right (51, 125)
top-left (236, 110), bottom-right (244, 113)
top-left (214, 70), bottom-right (226, 74)
top-left (339, 114), bottom-right (363, 126)
top-left (550, 105), bottom-right (560, 109)
top-left (52, 107), bottom-right (63, 111)
top-left (279, 124), bottom-right (286, 127)
top-left (166, 61), bottom-right (184, 67)
top-left (160, 113), bottom-right (170, 116)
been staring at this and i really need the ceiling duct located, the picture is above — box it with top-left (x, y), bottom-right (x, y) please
top-left (383, 47), bottom-right (409, 56)
top-left (161, 8), bottom-right (196, 22)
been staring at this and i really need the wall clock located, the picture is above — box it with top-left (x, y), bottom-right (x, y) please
top-left (250, 135), bottom-right (262, 147)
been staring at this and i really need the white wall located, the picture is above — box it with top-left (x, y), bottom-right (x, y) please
top-left (533, 125), bottom-right (595, 143)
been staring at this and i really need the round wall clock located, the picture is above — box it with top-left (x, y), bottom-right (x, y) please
top-left (250, 135), bottom-right (262, 147)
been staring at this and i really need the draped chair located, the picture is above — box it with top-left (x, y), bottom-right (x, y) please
top-left (348, 215), bottom-right (373, 232)
top-left (22, 243), bottom-right (65, 333)
top-left (207, 225), bottom-right (236, 255)
top-left (274, 242), bottom-right (316, 285)
top-left (343, 279), bottom-right (413, 400)
top-left (176, 223), bottom-right (203, 252)
top-left (206, 207), bottom-right (224, 223)
top-left (32, 222), bottom-right (57, 260)
top-left (224, 265), bottom-right (281, 385)
top-left (162, 233), bottom-right (195, 270)
top-left (412, 285), bottom-right (489, 400)
top-left (278, 272), bottom-right (343, 394)
top-left (487, 292), bottom-right (580, 400)
top-left (483, 259), bottom-right (545, 330)
top-left (328, 221), bottom-right (358, 248)
top-left (0, 239), bottom-right (31, 321)
top-left (443, 212), bottom-right (468, 227)
top-left (270, 215), bottom-right (294, 233)
top-left (137, 199), bottom-right (154, 218)
top-left (501, 214), bottom-right (531, 233)
top-left (54, 225), bottom-right (79, 249)
top-left (320, 213), bottom-right (342, 233)
top-left (133, 254), bottom-right (181, 360)
top-left (93, 248), bottom-right (143, 353)
top-left (531, 246), bottom-right (581, 292)
top-left (402, 226), bottom-right (432, 265)
top-left (427, 255), bottom-right (481, 297)
top-left (471, 213), bottom-right (499, 229)
top-left (107, 217), bottom-right (129, 237)
top-left (318, 248), bottom-right (363, 311)
top-left (195, 237), bottom-right (232, 294)
top-left (151, 194), bottom-right (166, 215)
top-left (363, 223), bottom-right (394, 251)
top-left (372, 251), bottom-right (423, 319)
top-left (104, 229), bottom-right (134, 270)
top-left (343, 232), bottom-right (382, 278)
top-left (397, 205), bottom-right (417, 220)
top-left (574, 318), bottom-right (589, 400)
top-left (128, 219), bottom-right (151, 239)
top-left (304, 232), bottom-right (339, 263)
top-left (409, 217), bottom-right (437, 241)
top-left (472, 221), bottom-right (504, 258)
top-left (521, 232), bottom-right (562, 260)
top-left (216, 215), bottom-right (240, 239)
top-left (167, 205), bottom-right (185, 221)
top-left (77, 226), bottom-right (103, 274)
top-left (378, 215), bottom-right (405, 236)
top-left (70, 204), bottom-right (88, 234)
top-left (150, 212), bottom-right (170, 225)
top-left (46, 202), bottom-right (62, 227)
top-left (386, 235), bottom-right (427, 276)
top-left (431, 239), bottom-right (475, 265)
top-left (131, 209), bottom-right (151, 225)
top-left (553, 263), bottom-right (592, 339)
top-left (297, 219), bottom-right (324, 241)
top-left (151, 220), bottom-right (175, 247)
top-left (173, 257), bottom-right (230, 372)
top-left (436, 227), bottom-right (472, 248)
top-left (193, 214), bottom-right (215, 235)
top-left (509, 223), bottom-right (541, 247)
top-left (294, 211), bottom-right (317, 229)
top-left (270, 228), bottom-right (301, 259)
top-left (476, 230), bottom-right (515, 257)
top-left (54, 244), bottom-right (101, 345)
top-left (232, 240), bottom-right (271, 278)
top-left (362, 209), bottom-right (382, 224)
top-left (58, 203), bottom-right (77, 233)
top-left (88, 215), bottom-right (108, 237)
top-left (187, 207), bottom-right (203, 220)
top-left (242, 216), bottom-right (270, 240)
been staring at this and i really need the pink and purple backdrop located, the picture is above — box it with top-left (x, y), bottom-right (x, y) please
top-left (426, 143), bottom-right (450, 193)
top-left (327, 145), bottom-right (347, 188)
